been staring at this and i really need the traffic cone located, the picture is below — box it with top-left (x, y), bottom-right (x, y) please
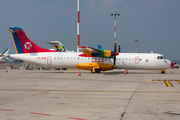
top-left (6, 67), bottom-right (8, 73)
top-left (78, 69), bottom-right (81, 76)
top-left (124, 69), bottom-right (127, 74)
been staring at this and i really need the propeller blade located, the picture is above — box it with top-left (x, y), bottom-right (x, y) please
top-left (114, 42), bottom-right (117, 52)
top-left (114, 56), bottom-right (116, 65)
top-left (118, 43), bottom-right (121, 53)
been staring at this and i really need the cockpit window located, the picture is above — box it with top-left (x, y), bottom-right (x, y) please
top-left (157, 56), bottom-right (166, 59)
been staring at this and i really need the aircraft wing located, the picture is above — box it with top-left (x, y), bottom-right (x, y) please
top-left (79, 46), bottom-right (101, 56)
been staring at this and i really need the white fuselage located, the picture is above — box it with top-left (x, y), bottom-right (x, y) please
top-left (10, 52), bottom-right (172, 70)
top-left (0, 57), bottom-right (6, 61)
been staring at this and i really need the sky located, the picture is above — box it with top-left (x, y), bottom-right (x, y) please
top-left (0, 0), bottom-right (180, 60)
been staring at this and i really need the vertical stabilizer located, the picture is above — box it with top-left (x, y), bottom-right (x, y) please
top-left (0, 48), bottom-right (10, 57)
top-left (45, 41), bottom-right (67, 52)
top-left (7, 27), bottom-right (56, 54)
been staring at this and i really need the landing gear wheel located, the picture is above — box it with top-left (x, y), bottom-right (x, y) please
top-left (91, 69), bottom-right (96, 73)
top-left (161, 69), bottom-right (165, 74)
top-left (91, 68), bottom-right (101, 73)
top-left (95, 69), bottom-right (101, 73)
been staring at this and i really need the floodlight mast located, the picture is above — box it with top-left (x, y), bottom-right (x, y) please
top-left (77, 0), bottom-right (80, 52)
top-left (111, 13), bottom-right (120, 45)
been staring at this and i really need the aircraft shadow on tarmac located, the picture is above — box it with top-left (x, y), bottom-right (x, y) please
top-left (30, 70), bottom-right (168, 75)
top-left (163, 111), bottom-right (180, 115)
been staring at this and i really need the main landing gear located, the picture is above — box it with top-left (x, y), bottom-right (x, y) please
top-left (161, 69), bottom-right (165, 74)
top-left (91, 68), bottom-right (101, 73)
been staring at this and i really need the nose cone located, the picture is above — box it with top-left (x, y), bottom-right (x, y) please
top-left (171, 62), bottom-right (174, 68)
top-left (114, 52), bottom-right (119, 56)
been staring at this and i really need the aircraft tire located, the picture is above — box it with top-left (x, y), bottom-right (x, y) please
top-left (91, 69), bottom-right (96, 73)
top-left (95, 69), bottom-right (101, 73)
top-left (91, 69), bottom-right (94, 73)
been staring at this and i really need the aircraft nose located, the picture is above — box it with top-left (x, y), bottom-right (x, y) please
top-left (114, 52), bottom-right (119, 56)
top-left (171, 62), bottom-right (174, 68)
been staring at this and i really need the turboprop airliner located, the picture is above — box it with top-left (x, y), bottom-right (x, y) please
top-left (7, 27), bottom-right (174, 73)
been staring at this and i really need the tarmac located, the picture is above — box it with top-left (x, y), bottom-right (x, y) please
top-left (0, 64), bottom-right (180, 120)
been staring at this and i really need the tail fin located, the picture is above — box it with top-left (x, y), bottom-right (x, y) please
top-left (45, 41), bottom-right (67, 52)
top-left (0, 48), bottom-right (10, 57)
top-left (98, 45), bottom-right (104, 51)
top-left (7, 27), bottom-right (56, 54)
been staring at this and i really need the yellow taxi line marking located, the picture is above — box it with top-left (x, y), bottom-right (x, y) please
top-left (151, 79), bottom-right (180, 87)
top-left (176, 81), bottom-right (180, 83)
top-left (164, 81), bottom-right (173, 87)
top-left (151, 79), bottom-right (180, 82)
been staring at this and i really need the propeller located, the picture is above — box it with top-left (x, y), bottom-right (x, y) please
top-left (118, 43), bottom-right (121, 53)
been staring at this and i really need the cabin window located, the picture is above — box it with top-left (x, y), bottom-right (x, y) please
top-left (74, 57), bottom-right (76, 60)
top-left (119, 58), bottom-right (121, 61)
top-left (140, 58), bottom-right (142, 61)
top-left (88, 58), bottom-right (90, 60)
top-left (64, 57), bottom-right (66, 60)
top-left (105, 58), bottom-right (107, 61)
top-left (132, 58), bottom-right (134, 61)
top-left (122, 58), bottom-right (124, 61)
top-left (77, 57), bottom-right (80, 60)
top-left (125, 58), bottom-right (128, 61)
top-left (157, 56), bottom-right (166, 59)
top-left (81, 57), bottom-right (83, 60)
top-left (102, 58), bottom-right (104, 61)
top-left (129, 58), bottom-right (131, 61)
top-left (54, 57), bottom-right (56, 60)
top-left (158, 56), bottom-right (163, 59)
top-left (61, 57), bottom-right (63, 60)
top-left (67, 57), bottom-right (69, 60)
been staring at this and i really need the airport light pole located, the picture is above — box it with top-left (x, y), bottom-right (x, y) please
top-left (77, 0), bottom-right (80, 52)
top-left (135, 40), bottom-right (138, 53)
top-left (111, 13), bottom-right (120, 50)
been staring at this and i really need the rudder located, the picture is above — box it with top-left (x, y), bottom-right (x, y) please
top-left (7, 27), bottom-right (56, 54)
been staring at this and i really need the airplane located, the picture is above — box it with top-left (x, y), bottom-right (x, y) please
top-left (7, 27), bottom-right (174, 74)
top-left (0, 48), bottom-right (10, 62)
top-left (45, 41), bottom-right (67, 52)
